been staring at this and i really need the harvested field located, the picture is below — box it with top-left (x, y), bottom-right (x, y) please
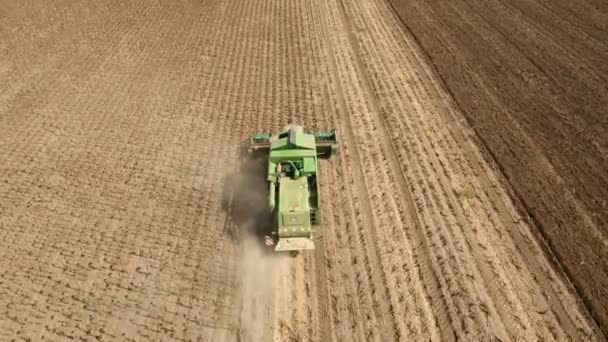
top-left (389, 0), bottom-right (608, 335)
top-left (0, 0), bottom-right (605, 341)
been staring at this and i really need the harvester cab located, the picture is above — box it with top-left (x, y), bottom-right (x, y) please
top-left (248, 125), bottom-right (338, 253)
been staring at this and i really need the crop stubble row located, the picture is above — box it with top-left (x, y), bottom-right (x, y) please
top-left (0, 1), bottom-right (246, 340)
top-left (318, 1), bottom-right (598, 341)
top-left (388, 0), bottom-right (608, 336)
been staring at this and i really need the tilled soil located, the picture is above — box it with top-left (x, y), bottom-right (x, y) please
top-left (388, 0), bottom-right (608, 336)
top-left (0, 0), bottom-right (604, 341)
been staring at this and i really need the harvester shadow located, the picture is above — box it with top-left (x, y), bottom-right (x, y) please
top-left (222, 147), bottom-right (275, 253)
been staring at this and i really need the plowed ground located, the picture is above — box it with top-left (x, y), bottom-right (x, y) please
top-left (0, 0), bottom-right (604, 341)
top-left (389, 0), bottom-right (608, 336)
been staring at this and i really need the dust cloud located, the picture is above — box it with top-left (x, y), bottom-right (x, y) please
top-left (236, 228), bottom-right (290, 342)
top-left (220, 145), bottom-right (291, 342)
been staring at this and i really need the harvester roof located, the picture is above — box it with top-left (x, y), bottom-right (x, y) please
top-left (270, 125), bottom-right (316, 151)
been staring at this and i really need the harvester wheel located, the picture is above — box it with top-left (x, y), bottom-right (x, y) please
top-left (264, 235), bottom-right (274, 246)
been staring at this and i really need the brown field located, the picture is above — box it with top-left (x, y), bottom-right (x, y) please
top-left (388, 0), bottom-right (608, 336)
top-left (0, 0), bottom-right (605, 341)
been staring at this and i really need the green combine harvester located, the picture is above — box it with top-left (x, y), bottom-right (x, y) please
top-left (248, 125), bottom-right (338, 252)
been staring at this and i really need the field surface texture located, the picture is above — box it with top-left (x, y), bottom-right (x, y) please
top-left (388, 0), bottom-right (608, 335)
top-left (0, 0), bottom-right (605, 341)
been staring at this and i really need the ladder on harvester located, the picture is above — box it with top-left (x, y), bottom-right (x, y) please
top-left (310, 208), bottom-right (318, 225)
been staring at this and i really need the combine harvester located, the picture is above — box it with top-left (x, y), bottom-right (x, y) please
top-left (248, 125), bottom-right (338, 254)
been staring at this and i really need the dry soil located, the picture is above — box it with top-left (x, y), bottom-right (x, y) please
top-left (0, 0), bottom-right (604, 341)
